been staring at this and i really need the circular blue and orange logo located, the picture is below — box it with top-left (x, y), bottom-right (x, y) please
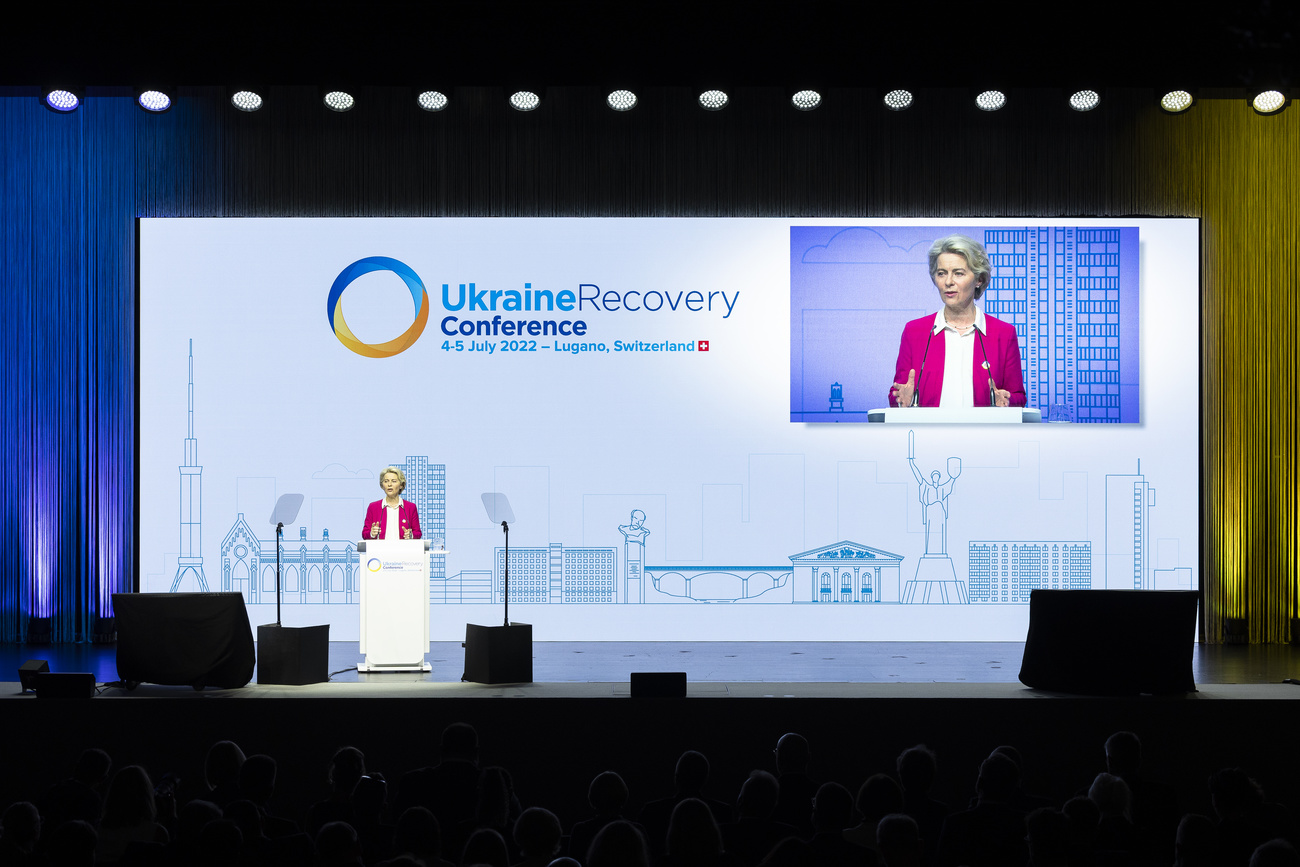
top-left (327, 257), bottom-right (430, 358)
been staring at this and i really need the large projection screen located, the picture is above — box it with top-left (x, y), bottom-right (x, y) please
top-left (139, 218), bottom-right (1199, 641)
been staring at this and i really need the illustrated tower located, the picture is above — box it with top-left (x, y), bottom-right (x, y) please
top-left (171, 339), bottom-right (209, 591)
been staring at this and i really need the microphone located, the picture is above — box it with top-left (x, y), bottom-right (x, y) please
top-left (914, 329), bottom-right (935, 407)
top-left (977, 332), bottom-right (993, 408)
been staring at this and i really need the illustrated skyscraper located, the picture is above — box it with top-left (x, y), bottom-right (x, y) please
top-left (172, 340), bottom-right (209, 591)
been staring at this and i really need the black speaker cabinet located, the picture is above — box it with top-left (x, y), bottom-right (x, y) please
top-left (257, 624), bottom-right (330, 685)
top-left (1019, 589), bottom-right (1200, 695)
top-left (463, 623), bottom-right (533, 684)
top-left (631, 672), bottom-right (687, 698)
top-left (18, 659), bottom-right (50, 693)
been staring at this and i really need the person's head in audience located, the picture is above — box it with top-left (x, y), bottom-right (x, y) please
top-left (461, 827), bottom-right (510, 867)
top-left (856, 774), bottom-right (904, 826)
top-left (896, 745), bottom-right (938, 797)
top-left (674, 750), bottom-right (711, 796)
top-left (974, 753), bottom-right (1018, 805)
top-left (774, 733), bottom-right (810, 777)
top-left (354, 773), bottom-right (388, 820)
top-left (1209, 767), bottom-right (1265, 821)
top-left (736, 770), bottom-right (780, 820)
top-left (394, 807), bottom-right (442, 863)
top-left (73, 748), bottom-right (113, 789)
top-left (1104, 731), bottom-right (1142, 781)
top-left (441, 722), bottom-right (480, 764)
top-left (1174, 813), bottom-right (1219, 867)
top-left (667, 797), bottom-right (723, 860)
top-left (1062, 796), bottom-right (1100, 847)
top-left (46, 820), bottom-right (97, 867)
top-left (1, 802), bottom-right (40, 854)
top-left (1026, 808), bottom-right (1070, 867)
top-left (586, 819), bottom-right (650, 867)
top-left (811, 782), bottom-right (854, 834)
top-left (239, 754), bottom-right (278, 807)
top-left (876, 813), bottom-right (924, 867)
top-left (317, 820), bottom-right (363, 866)
top-left (199, 818), bottom-right (244, 867)
top-left (475, 766), bottom-right (515, 827)
top-left (101, 765), bottom-right (157, 829)
top-left (513, 807), bottom-right (562, 863)
top-left (1088, 773), bottom-right (1132, 821)
top-left (1251, 839), bottom-right (1300, 867)
top-left (588, 770), bottom-right (630, 819)
top-left (205, 740), bottom-right (246, 794)
top-left (327, 746), bottom-right (367, 798)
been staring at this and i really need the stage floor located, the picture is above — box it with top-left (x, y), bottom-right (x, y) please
top-left (1, 641), bottom-right (1298, 690)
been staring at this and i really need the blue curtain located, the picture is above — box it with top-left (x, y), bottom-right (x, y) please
top-left (0, 90), bottom-right (221, 641)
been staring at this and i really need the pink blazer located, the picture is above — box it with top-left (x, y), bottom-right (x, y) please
top-left (362, 499), bottom-right (421, 540)
top-left (889, 313), bottom-right (1026, 407)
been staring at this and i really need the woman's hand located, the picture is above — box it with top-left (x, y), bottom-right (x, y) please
top-left (993, 387), bottom-right (1011, 407)
top-left (891, 369), bottom-right (916, 407)
top-left (370, 522), bottom-right (381, 539)
top-left (403, 528), bottom-right (413, 540)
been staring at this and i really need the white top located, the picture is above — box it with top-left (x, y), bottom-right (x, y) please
top-left (383, 501), bottom-right (403, 540)
top-left (932, 307), bottom-right (988, 408)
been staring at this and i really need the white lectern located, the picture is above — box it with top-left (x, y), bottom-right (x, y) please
top-left (357, 539), bottom-right (431, 673)
top-left (867, 407), bottom-right (1042, 424)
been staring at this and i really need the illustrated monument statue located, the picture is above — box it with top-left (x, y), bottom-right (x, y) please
top-left (619, 509), bottom-right (649, 603)
top-left (903, 430), bottom-right (969, 604)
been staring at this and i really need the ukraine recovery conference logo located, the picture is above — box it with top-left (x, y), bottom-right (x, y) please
top-left (327, 257), bottom-right (430, 358)
top-left (367, 558), bottom-right (382, 572)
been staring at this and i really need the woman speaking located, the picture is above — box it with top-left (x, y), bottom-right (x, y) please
top-left (362, 466), bottom-right (421, 540)
top-left (889, 234), bottom-right (1026, 409)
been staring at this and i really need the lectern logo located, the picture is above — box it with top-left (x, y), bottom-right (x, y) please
top-left (327, 257), bottom-right (431, 357)
top-left (367, 558), bottom-right (382, 572)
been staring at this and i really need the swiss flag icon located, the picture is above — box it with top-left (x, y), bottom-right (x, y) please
top-left (698, 340), bottom-right (710, 351)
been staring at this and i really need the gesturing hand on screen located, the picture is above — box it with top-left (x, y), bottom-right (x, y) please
top-left (370, 522), bottom-right (380, 539)
top-left (891, 369), bottom-right (916, 407)
top-left (993, 387), bottom-right (1011, 407)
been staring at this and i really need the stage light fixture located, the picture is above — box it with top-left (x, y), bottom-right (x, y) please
top-left (606, 89), bottom-right (638, 111)
top-left (790, 89), bottom-right (822, 111)
top-left (1252, 89), bottom-right (1287, 114)
top-left (698, 89), bottom-right (729, 111)
top-left (230, 90), bottom-right (263, 112)
top-left (136, 89), bottom-right (172, 113)
top-left (417, 90), bottom-right (449, 111)
top-left (509, 90), bottom-right (541, 111)
top-left (975, 89), bottom-right (1006, 111)
top-left (883, 89), bottom-right (914, 111)
top-left (1159, 90), bottom-right (1195, 113)
top-left (42, 87), bottom-right (81, 112)
top-left (1069, 89), bottom-right (1101, 111)
top-left (323, 90), bottom-right (355, 112)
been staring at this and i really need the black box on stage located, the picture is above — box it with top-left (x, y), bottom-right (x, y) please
top-left (1019, 589), bottom-right (1199, 695)
top-left (631, 672), bottom-right (687, 698)
top-left (257, 624), bottom-right (330, 685)
top-left (34, 672), bottom-right (96, 699)
top-left (113, 592), bottom-right (255, 689)
top-left (463, 623), bottom-right (532, 684)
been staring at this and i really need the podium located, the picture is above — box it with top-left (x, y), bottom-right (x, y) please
top-left (867, 407), bottom-right (1041, 424)
top-left (358, 539), bottom-right (432, 673)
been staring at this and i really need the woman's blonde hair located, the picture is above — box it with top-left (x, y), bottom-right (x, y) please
top-left (379, 466), bottom-right (406, 493)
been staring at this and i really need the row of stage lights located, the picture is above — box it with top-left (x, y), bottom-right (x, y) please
top-left (37, 86), bottom-right (1293, 116)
